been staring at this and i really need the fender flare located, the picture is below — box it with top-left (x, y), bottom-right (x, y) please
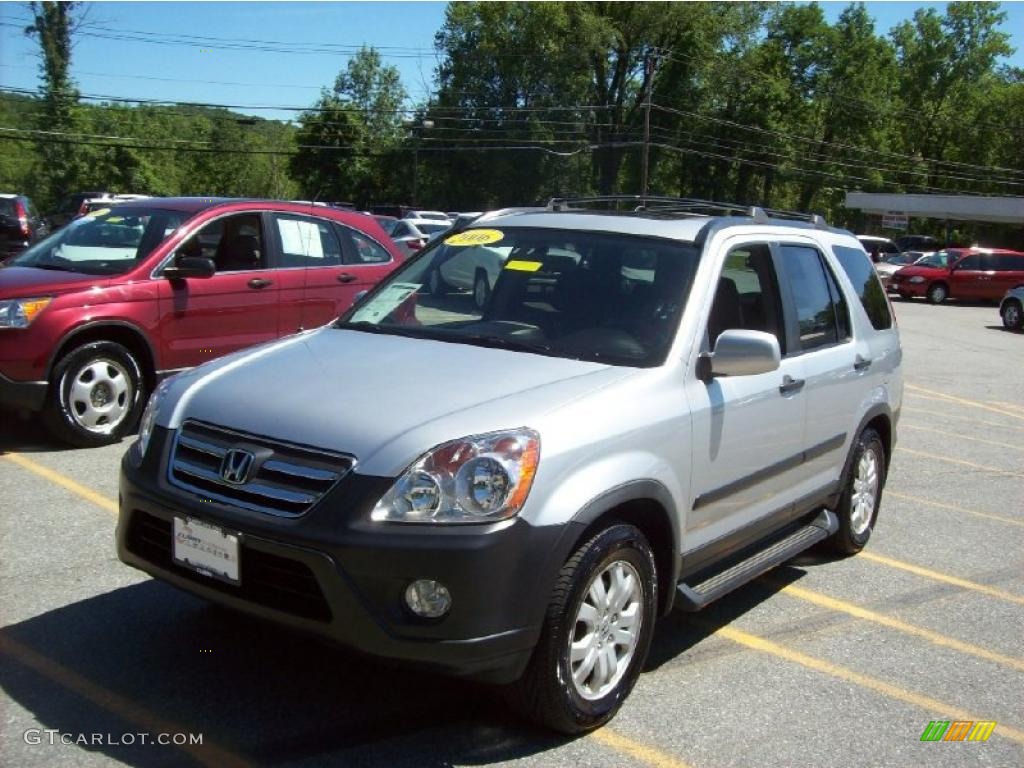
top-left (47, 320), bottom-right (157, 380)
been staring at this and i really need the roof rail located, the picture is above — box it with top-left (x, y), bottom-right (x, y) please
top-left (546, 195), bottom-right (829, 228)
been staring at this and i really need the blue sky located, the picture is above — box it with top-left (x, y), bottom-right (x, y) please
top-left (1, 1), bottom-right (1022, 123)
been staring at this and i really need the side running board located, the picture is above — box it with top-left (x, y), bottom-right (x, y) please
top-left (676, 509), bottom-right (838, 612)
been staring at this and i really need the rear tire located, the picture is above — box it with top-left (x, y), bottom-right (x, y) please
top-left (504, 524), bottom-right (657, 734)
top-left (42, 341), bottom-right (145, 448)
top-left (1001, 299), bottom-right (1023, 330)
top-left (427, 268), bottom-right (449, 296)
top-left (828, 428), bottom-right (886, 555)
top-left (926, 282), bottom-right (948, 305)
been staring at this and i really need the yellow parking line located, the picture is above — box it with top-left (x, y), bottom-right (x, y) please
top-left (2, 453), bottom-right (118, 514)
top-left (777, 583), bottom-right (1024, 673)
top-left (989, 401), bottom-right (1024, 414)
top-left (895, 446), bottom-right (1023, 477)
top-left (901, 406), bottom-right (1024, 433)
top-left (899, 423), bottom-right (1024, 452)
top-left (0, 634), bottom-right (251, 768)
top-left (858, 551), bottom-right (1024, 606)
top-left (592, 728), bottom-right (693, 768)
top-left (904, 384), bottom-right (1024, 421)
top-left (888, 490), bottom-right (1024, 528)
top-left (713, 625), bottom-right (1024, 744)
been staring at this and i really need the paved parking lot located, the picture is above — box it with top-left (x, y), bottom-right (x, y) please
top-left (2, 297), bottom-right (1022, 768)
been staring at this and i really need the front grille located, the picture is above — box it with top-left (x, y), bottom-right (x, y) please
top-left (125, 510), bottom-right (333, 622)
top-left (169, 420), bottom-right (353, 517)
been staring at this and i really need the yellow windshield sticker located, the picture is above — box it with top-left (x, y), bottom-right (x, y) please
top-left (505, 260), bottom-right (542, 272)
top-left (445, 228), bottom-right (504, 246)
top-left (87, 208), bottom-right (110, 218)
top-left (106, 216), bottom-right (124, 223)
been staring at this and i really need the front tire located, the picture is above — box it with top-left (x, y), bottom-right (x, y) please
top-left (42, 341), bottom-right (145, 447)
top-left (472, 270), bottom-right (491, 310)
top-left (926, 282), bottom-right (948, 304)
top-left (829, 428), bottom-right (887, 555)
top-left (505, 524), bottom-right (657, 734)
top-left (1001, 299), bottom-right (1023, 330)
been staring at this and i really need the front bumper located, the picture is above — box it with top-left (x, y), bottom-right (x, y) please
top-left (887, 278), bottom-right (926, 296)
top-left (117, 427), bottom-right (573, 683)
top-left (0, 372), bottom-right (47, 412)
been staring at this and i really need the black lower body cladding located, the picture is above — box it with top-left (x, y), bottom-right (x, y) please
top-left (117, 426), bottom-right (569, 684)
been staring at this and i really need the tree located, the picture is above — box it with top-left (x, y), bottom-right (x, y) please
top-left (289, 92), bottom-right (366, 201)
top-left (24, 1), bottom-right (82, 208)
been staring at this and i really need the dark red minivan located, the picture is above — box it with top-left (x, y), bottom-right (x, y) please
top-left (0, 198), bottom-right (403, 446)
top-left (889, 247), bottom-right (1024, 305)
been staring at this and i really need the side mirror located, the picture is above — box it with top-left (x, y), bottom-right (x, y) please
top-left (351, 289), bottom-right (368, 307)
top-left (698, 329), bottom-right (781, 382)
top-left (163, 255), bottom-right (215, 280)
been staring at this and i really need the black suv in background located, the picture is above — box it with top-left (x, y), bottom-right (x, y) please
top-left (0, 194), bottom-right (47, 262)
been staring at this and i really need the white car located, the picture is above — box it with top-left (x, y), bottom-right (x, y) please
top-left (403, 210), bottom-right (450, 222)
top-left (390, 218), bottom-right (452, 257)
top-left (430, 243), bottom-right (581, 309)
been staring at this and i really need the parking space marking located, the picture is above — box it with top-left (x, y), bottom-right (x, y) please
top-left (895, 447), bottom-right (1024, 477)
top-left (904, 384), bottom-right (1024, 421)
top-left (0, 634), bottom-right (251, 768)
top-left (776, 583), bottom-right (1024, 673)
top-left (887, 490), bottom-right (1024, 528)
top-left (2, 453), bottom-right (118, 514)
top-left (591, 728), bottom-right (693, 768)
top-left (858, 551), bottom-right (1024, 606)
top-left (899, 423), bottom-right (1024, 452)
top-left (901, 406), bottom-right (1024, 433)
top-left (989, 400), bottom-right (1024, 415)
top-left (712, 625), bottom-right (1024, 744)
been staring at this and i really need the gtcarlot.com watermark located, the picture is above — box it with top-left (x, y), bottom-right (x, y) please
top-left (24, 729), bottom-right (203, 747)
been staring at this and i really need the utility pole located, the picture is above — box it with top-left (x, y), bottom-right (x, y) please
top-left (640, 49), bottom-right (658, 204)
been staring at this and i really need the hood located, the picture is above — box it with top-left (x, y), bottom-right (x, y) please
top-left (894, 264), bottom-right (946, 277)
top-left (0, 266), bottom-right (109, 299)
top-left (163, 327), bottom-right (636, 476)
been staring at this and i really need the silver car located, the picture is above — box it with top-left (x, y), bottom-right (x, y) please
top-left (118, 199), bottom-right (902, 734)
top-left (1000, 286), bottom-right (1024, 330)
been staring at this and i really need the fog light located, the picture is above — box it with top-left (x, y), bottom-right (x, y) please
top-left (405, 579), bottom-right (451, 618)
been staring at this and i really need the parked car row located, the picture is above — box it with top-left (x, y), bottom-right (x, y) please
top-left (0, 193), bottom-right (48, 262)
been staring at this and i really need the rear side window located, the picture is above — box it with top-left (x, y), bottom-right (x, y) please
top-left (1003, 255), bottom-right (1024, 270)
top-left (832, 245), bottom-right (893, 331)
top-left (780, 245), bottom-right (846, 351)
top-left (337, 226), bottom-right (392, 264)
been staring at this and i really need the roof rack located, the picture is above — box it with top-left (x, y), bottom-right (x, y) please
top-left (546, 195), bottom-right (829, 229)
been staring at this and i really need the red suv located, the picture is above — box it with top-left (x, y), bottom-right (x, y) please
top-left (0, 198), bottom-right (403, 446)
top-left (889, 247), bottom-right (1024, 304)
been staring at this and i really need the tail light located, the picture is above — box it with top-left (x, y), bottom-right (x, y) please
top-left (407, 238), bottom-right (427, 251)
top-left (14, 200), bottom-right (30, 237)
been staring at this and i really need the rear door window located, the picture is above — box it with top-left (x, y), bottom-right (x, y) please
top-left (832, 245), bottom-right (893, 330)
top-left (272, 214), bottom-right (343, 267)
top-left (779, 245), bottom-right (844, 352)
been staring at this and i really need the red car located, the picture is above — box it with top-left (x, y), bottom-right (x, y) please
top-left (0, 198), bottom-right (403, 446)
top-left (889, 247), bottom-right (1024, 304)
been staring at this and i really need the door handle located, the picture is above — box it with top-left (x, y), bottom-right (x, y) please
top-left (336, 273), bottom-right (357, 283)
top-left (779, 375), bottom-right (805, 395)
top-left (247, 278), bottom-right (273, 289)
top-left (854, 356), bottom-right (873, 372)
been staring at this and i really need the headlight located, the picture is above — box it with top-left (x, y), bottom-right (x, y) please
top-left (0, 297), bottom-right (52, 328)
top-left (372, 429), bottom-right (540, 524)
top-left (908, 276), bottom-right (925, 284)
top-left (135, 378), bottom-right (174, 459)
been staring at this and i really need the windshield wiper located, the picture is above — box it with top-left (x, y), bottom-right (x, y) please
top-left (334, 321), bottom-right (431, 340)
top-left (457, 334), bottom-right (556, 356)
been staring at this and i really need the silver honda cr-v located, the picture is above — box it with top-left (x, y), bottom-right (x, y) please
top-left (118, 198), bottom-right (902, 734)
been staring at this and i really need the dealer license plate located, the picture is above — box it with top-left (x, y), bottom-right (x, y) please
top-left (173, 516), bottom-right (240, 584)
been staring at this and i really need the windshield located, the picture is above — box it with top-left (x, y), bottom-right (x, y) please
top-left (338, 226), bottom-right (700, 367)
top-left (884, 253), bottom-right (913, 265)
top-left (914, 250), bottom-right (954, 268)
top-left (8, 207), bottom-right (187, 275)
